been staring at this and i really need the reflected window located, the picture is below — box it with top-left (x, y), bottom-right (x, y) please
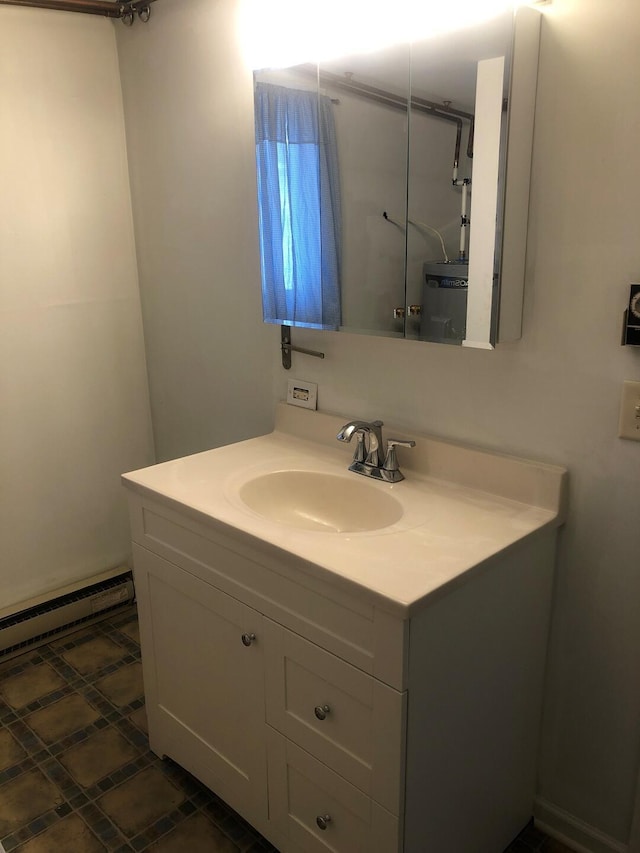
top-left (254, 82), bottom-right (341, 329)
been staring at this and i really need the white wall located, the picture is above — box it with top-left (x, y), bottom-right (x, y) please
top-left (0, 8), bottom-right (154, 611)
top-left (116, 0), bottom-right (640, 848)
top-left (116, 0), bottom-right (274, 462)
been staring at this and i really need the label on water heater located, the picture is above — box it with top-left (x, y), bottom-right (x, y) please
top-left (439, 278), bottom-right (468, 289)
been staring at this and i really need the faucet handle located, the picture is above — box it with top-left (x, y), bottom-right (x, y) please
top-left (383, 439), bottom-right (416, 473)
top-left (352, 431), bottom-right (366, 463)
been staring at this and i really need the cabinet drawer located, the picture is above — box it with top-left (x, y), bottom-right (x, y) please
top-left (267, 729), bottom-right (400, 853)
top-left (128, 496), bottom-right (407, 688)
top-left (264, 621), bottom-right (405, 816)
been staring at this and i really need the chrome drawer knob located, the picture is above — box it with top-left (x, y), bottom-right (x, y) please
top-left (241, 632), bottom-right (256, 646)
top-left (314, 704), bottom-right (331, 721)
top-left (316, 814), bottom-right (332, 831)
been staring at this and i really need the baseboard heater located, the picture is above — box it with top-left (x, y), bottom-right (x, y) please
top-left (0, 570), bottom-right (135, 659)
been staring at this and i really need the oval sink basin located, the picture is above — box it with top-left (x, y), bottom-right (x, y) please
top-left (238, 470), bottom-right (403, 533)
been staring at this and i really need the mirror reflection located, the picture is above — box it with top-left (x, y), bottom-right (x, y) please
top-left (318, 45), bottom-right (410, 338)
top-left (253, 8), bottom-right (537, 348)
top-left (406, 13), bottom-right (514, 345)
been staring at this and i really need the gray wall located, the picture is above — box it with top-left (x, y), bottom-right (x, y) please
top-left (116, 0), bottom-right (640, 848)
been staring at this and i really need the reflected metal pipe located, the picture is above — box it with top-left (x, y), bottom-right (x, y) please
top-left (295, 65), bottom-right (475, 163)
top-left (411, 94), bottom-right (474, 161)
top-left (315, 67), bottom-right (474, 122)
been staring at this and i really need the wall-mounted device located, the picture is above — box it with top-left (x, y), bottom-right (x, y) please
top-left (622, 284), bottom-right (640, 346)
top-left (286, 378), bottom-right (318, 410)
top-left (618, 380), bottom-right (640, 441)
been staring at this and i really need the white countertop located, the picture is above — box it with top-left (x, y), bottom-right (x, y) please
top-left (122, 405), bottom-right (567, 616)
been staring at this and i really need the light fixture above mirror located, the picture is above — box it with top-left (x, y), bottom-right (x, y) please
top-left (239, 0), bottom-right (544, 71)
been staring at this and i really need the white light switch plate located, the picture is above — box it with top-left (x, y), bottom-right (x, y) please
top-left (618, 380), bottom-right (640, 441)
top-left (287, 379), bottom-right (318, 410)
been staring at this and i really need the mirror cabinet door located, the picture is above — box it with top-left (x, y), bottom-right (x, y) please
top-left (405, 10), bottom-right (516, 348)
top-left (252, 7), bottom-right (541, 347)
top-left (405, 36), bottom-right (476, 345)
top-left (319, 44), bottom-right (410, 338)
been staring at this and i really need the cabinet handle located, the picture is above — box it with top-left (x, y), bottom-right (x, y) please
top-left (241, 632), bottom-right (256, 646)
top-left (314, 704), bottom-right (331, 721)
top-left (316, 814), bottom-right (332, 831)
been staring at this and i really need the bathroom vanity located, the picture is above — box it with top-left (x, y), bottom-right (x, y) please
top-left (122, 405), bottom-right (567, 853)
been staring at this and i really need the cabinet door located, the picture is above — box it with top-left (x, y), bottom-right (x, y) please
top-left (133, 544), bottom-right (268, 824)
top-left (264, 620), bottom-right (405, 816)
top-left (267, 729), bottom-right (400, 853)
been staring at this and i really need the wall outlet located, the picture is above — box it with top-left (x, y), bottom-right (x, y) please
top-left (618, 380), bottom-right (640, 441)
top-left (287, 379), bottom-right (318, 410)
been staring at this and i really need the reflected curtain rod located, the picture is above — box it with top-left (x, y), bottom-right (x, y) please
top-left (0, 0), bottom-right (156, 20)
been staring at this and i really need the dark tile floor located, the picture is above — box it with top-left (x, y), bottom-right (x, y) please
top-left (0, 608), bottom-right (575, 853)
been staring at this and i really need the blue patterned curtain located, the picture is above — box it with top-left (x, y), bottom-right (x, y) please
top-left (254, 82), bottom-right (341, 329)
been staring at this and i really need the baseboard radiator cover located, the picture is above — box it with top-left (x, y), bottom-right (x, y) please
top-left (535, 796), bottom-right (629, 853)
top-left (0, 570), bottom-right (135, 659)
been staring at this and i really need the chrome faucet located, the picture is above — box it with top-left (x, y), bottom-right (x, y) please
top-left (337, 419), bottom-right (385, 466)
top-left (337, 419), bottom-right (415, 482)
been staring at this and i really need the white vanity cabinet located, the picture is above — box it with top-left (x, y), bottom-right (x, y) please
top-left (128, 496), bottom-right (408, 852)
top-left (123, 403), bottom-right (567, 852)
top-left (125, 485), bottom-right (560, 853)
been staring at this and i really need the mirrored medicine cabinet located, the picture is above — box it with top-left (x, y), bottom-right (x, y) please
top-left (252, 5), bottom-right (541, 350)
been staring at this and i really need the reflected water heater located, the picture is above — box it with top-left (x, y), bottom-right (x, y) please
top-left (420, 261), bottom-right (469, 344)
